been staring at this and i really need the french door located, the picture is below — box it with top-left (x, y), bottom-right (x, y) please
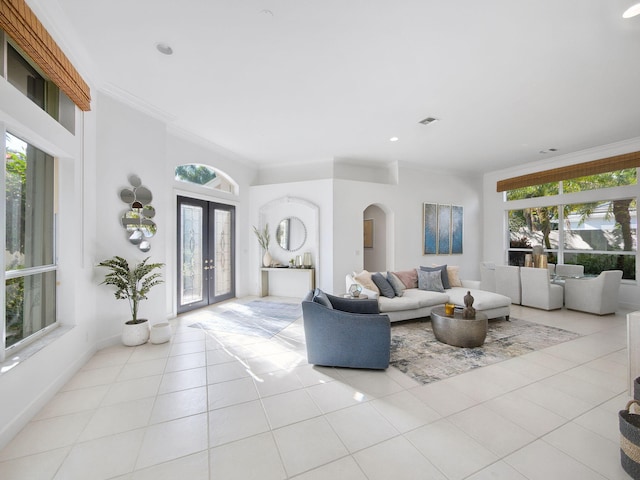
top-left (177, 196), bottom-right (235, 313)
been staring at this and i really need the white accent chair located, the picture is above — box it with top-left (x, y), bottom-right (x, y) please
top-left (520, 267), bottom-right (564, 310)
top-left (564, 270), bottom-right (623, 315)
top-left (555, 264), bottom-right (584, 277)
top-left (495, 265), bottom-right (521, 304)
top-left (480, 262), bottom-right (496, 292)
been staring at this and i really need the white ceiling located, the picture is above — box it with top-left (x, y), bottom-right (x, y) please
top-left (33, 0), bottom-right (640, 173)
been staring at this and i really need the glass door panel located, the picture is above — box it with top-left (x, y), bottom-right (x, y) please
top-left (179, 201), bottom-right (205, 309)
top-left (177, 196), bottom-right (235, 313)
top-left (213, 209), bottom-right (233, 298)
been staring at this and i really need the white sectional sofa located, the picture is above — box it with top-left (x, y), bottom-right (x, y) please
top-left (346, 269), bottom-right (511, 322)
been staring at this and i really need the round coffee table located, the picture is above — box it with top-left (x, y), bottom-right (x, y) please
top-left (430, 306), bottom-right (488, 348)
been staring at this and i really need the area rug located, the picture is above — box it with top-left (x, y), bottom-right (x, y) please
top-left (188, 300), bottom-right (301, 338)
top-left (390, 318), bottom-right (581, 385)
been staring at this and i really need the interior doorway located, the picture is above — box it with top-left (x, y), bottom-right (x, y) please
top-left (363, 204), bottom-right (387, 272)
top-left (177, 196), bottom-right (235, 313)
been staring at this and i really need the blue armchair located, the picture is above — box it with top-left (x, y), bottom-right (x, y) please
top-left (302, 289), bottom-right (391, 370)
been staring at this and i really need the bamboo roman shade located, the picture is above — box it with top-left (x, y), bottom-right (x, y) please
top-left (497, 150), bottom-right (640, 192)
top-left (0, 0), bottom-right (91, 111)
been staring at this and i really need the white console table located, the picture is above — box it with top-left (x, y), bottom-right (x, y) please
top-left (260, 267), bottom-right (315, 298)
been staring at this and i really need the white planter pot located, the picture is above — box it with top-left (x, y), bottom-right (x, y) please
top-left (122, 319), bottom-right (150, 346)
top-left (150, 322), bottom-right (172, 344)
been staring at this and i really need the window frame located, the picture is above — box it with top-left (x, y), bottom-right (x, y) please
top-left (504, 177), bottom-right (637, 282)
top-left (3, 34), bottom-right (76, 133)
top-left (3, 131), bottom-right (59, 361)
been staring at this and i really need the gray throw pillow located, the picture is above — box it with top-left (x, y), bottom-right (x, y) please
top-left (420, 265), bottom-right (450, 289)
top-left (386, 271), bottom-right (405, 297)
top-left (372, 272), bottom-right (395, 298)
top-left (418, 269), bottom-right (445, 293)
top-left (313, 288), bottom-right (333, 308)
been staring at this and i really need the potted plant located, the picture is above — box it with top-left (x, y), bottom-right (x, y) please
top-left (253, 224), bottom-right (271, 267)
top-left (98, 255), bottom-right (164, 346)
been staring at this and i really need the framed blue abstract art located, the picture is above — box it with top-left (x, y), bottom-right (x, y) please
top-left (423, 203), bottom-right (463, 255)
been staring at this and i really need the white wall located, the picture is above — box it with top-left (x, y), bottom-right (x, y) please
top-left (165, 130), bottom-right (256, 309)
top-left (333, 165), bottom-right (484, 294)
top-left (483, 137), bottom-right (640, 311)
top-left (94, 94), bottom-right (260, 337)
top-left (250, 180), bottom-right (334, 295)
top-left (251, 165), bottom-right (483, 297)
top-left (0, 88), bottom-right (260, 449)
top-left (94, 93), bottom-right (170, 344)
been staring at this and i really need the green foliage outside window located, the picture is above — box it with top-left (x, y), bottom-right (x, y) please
top-left (5, 141), bottom-right (27, 346)
top-left (506, 182), bottom-right (558, 201)
top-left (506, 169), bottom-right (637, 279)
top-left (175, 164), bottom-right (217, 185)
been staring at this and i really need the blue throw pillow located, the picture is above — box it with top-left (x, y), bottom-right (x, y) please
top-left (418, 269), bottom-right (445, 293)
top-left (372, 272), bottom-right (395, 298)
top-left (312, 288), bottom-right (333, 309)
top-left (420, 265), bottom-right (450, 289)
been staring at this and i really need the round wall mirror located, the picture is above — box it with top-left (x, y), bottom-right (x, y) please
top-left (276, 217), bottom-right (307, 252)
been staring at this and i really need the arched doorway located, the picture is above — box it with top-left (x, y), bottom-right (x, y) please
top-left (363, 204), bottom-right (387, 272)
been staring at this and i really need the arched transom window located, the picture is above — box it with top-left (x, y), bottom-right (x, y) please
top-left (174, 164), bottom-right (238, 195)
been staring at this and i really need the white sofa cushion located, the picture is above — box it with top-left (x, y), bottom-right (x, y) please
top-left (447, 287), bottom-right (511, 310)
top-left (378, 288), bottom-right (448, 312)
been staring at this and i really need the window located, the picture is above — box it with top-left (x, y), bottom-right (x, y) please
top-left (4, 132), bottom-right (57, 351)
top-left (564, 169), bottom-right (636, 193)
top-left (508, 205), bottom-right (559, 266)
top-left (505, 169), bottom-right (637, 280)
top-left (563, 199), bottom-right (636, 279)
top-left (2, 33), bottom-right (75, 133)
top-left (506, 182), bottom-right (559, 200)
top-left (174, 164), bottom-right (238, 195)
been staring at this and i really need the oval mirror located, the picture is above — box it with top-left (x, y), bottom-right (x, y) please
top-left (129, 229), bottom-right (143, 245)
top-left (276, 216), bottom-right (307, 252)
top-left (121, 211), bottom-right (141, 232)
top-left (120, 188), bottom-right (135, 204)
top-left (142, 205), bottom-right (156, 218)
top-left (140, 218), bottom-right (157, 238)
top-left (135, 186), bottom-right (153, 205)
top-left (128, 174), bottom-right (142, 188)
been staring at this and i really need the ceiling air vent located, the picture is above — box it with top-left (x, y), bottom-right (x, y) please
top-left (418, 117), bottom-right (439, 125)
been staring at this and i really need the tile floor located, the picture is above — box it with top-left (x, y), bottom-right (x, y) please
top-left (0, 298), bottom-right (634, 479)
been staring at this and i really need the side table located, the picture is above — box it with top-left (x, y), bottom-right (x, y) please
top-left (342, 294), bottom-right (369, 300)
top-left (430, 306), bottom-right (488, 347)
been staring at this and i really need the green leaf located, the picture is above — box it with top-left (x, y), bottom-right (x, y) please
top-left (98, 256), bottom-right (164, 322)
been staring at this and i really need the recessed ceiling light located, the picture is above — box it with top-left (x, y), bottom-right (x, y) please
top-left (389, 136), bottom-right (399, 142)
top-left (418, 117), bottom-right (439, 125)
top-left (156, 43), bottom-right (173, 55)
top-left (623, 3), bottom-right (640, 18)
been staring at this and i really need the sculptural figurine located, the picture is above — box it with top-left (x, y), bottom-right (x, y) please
top-left (462, 290), bottom-right (476, 319)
